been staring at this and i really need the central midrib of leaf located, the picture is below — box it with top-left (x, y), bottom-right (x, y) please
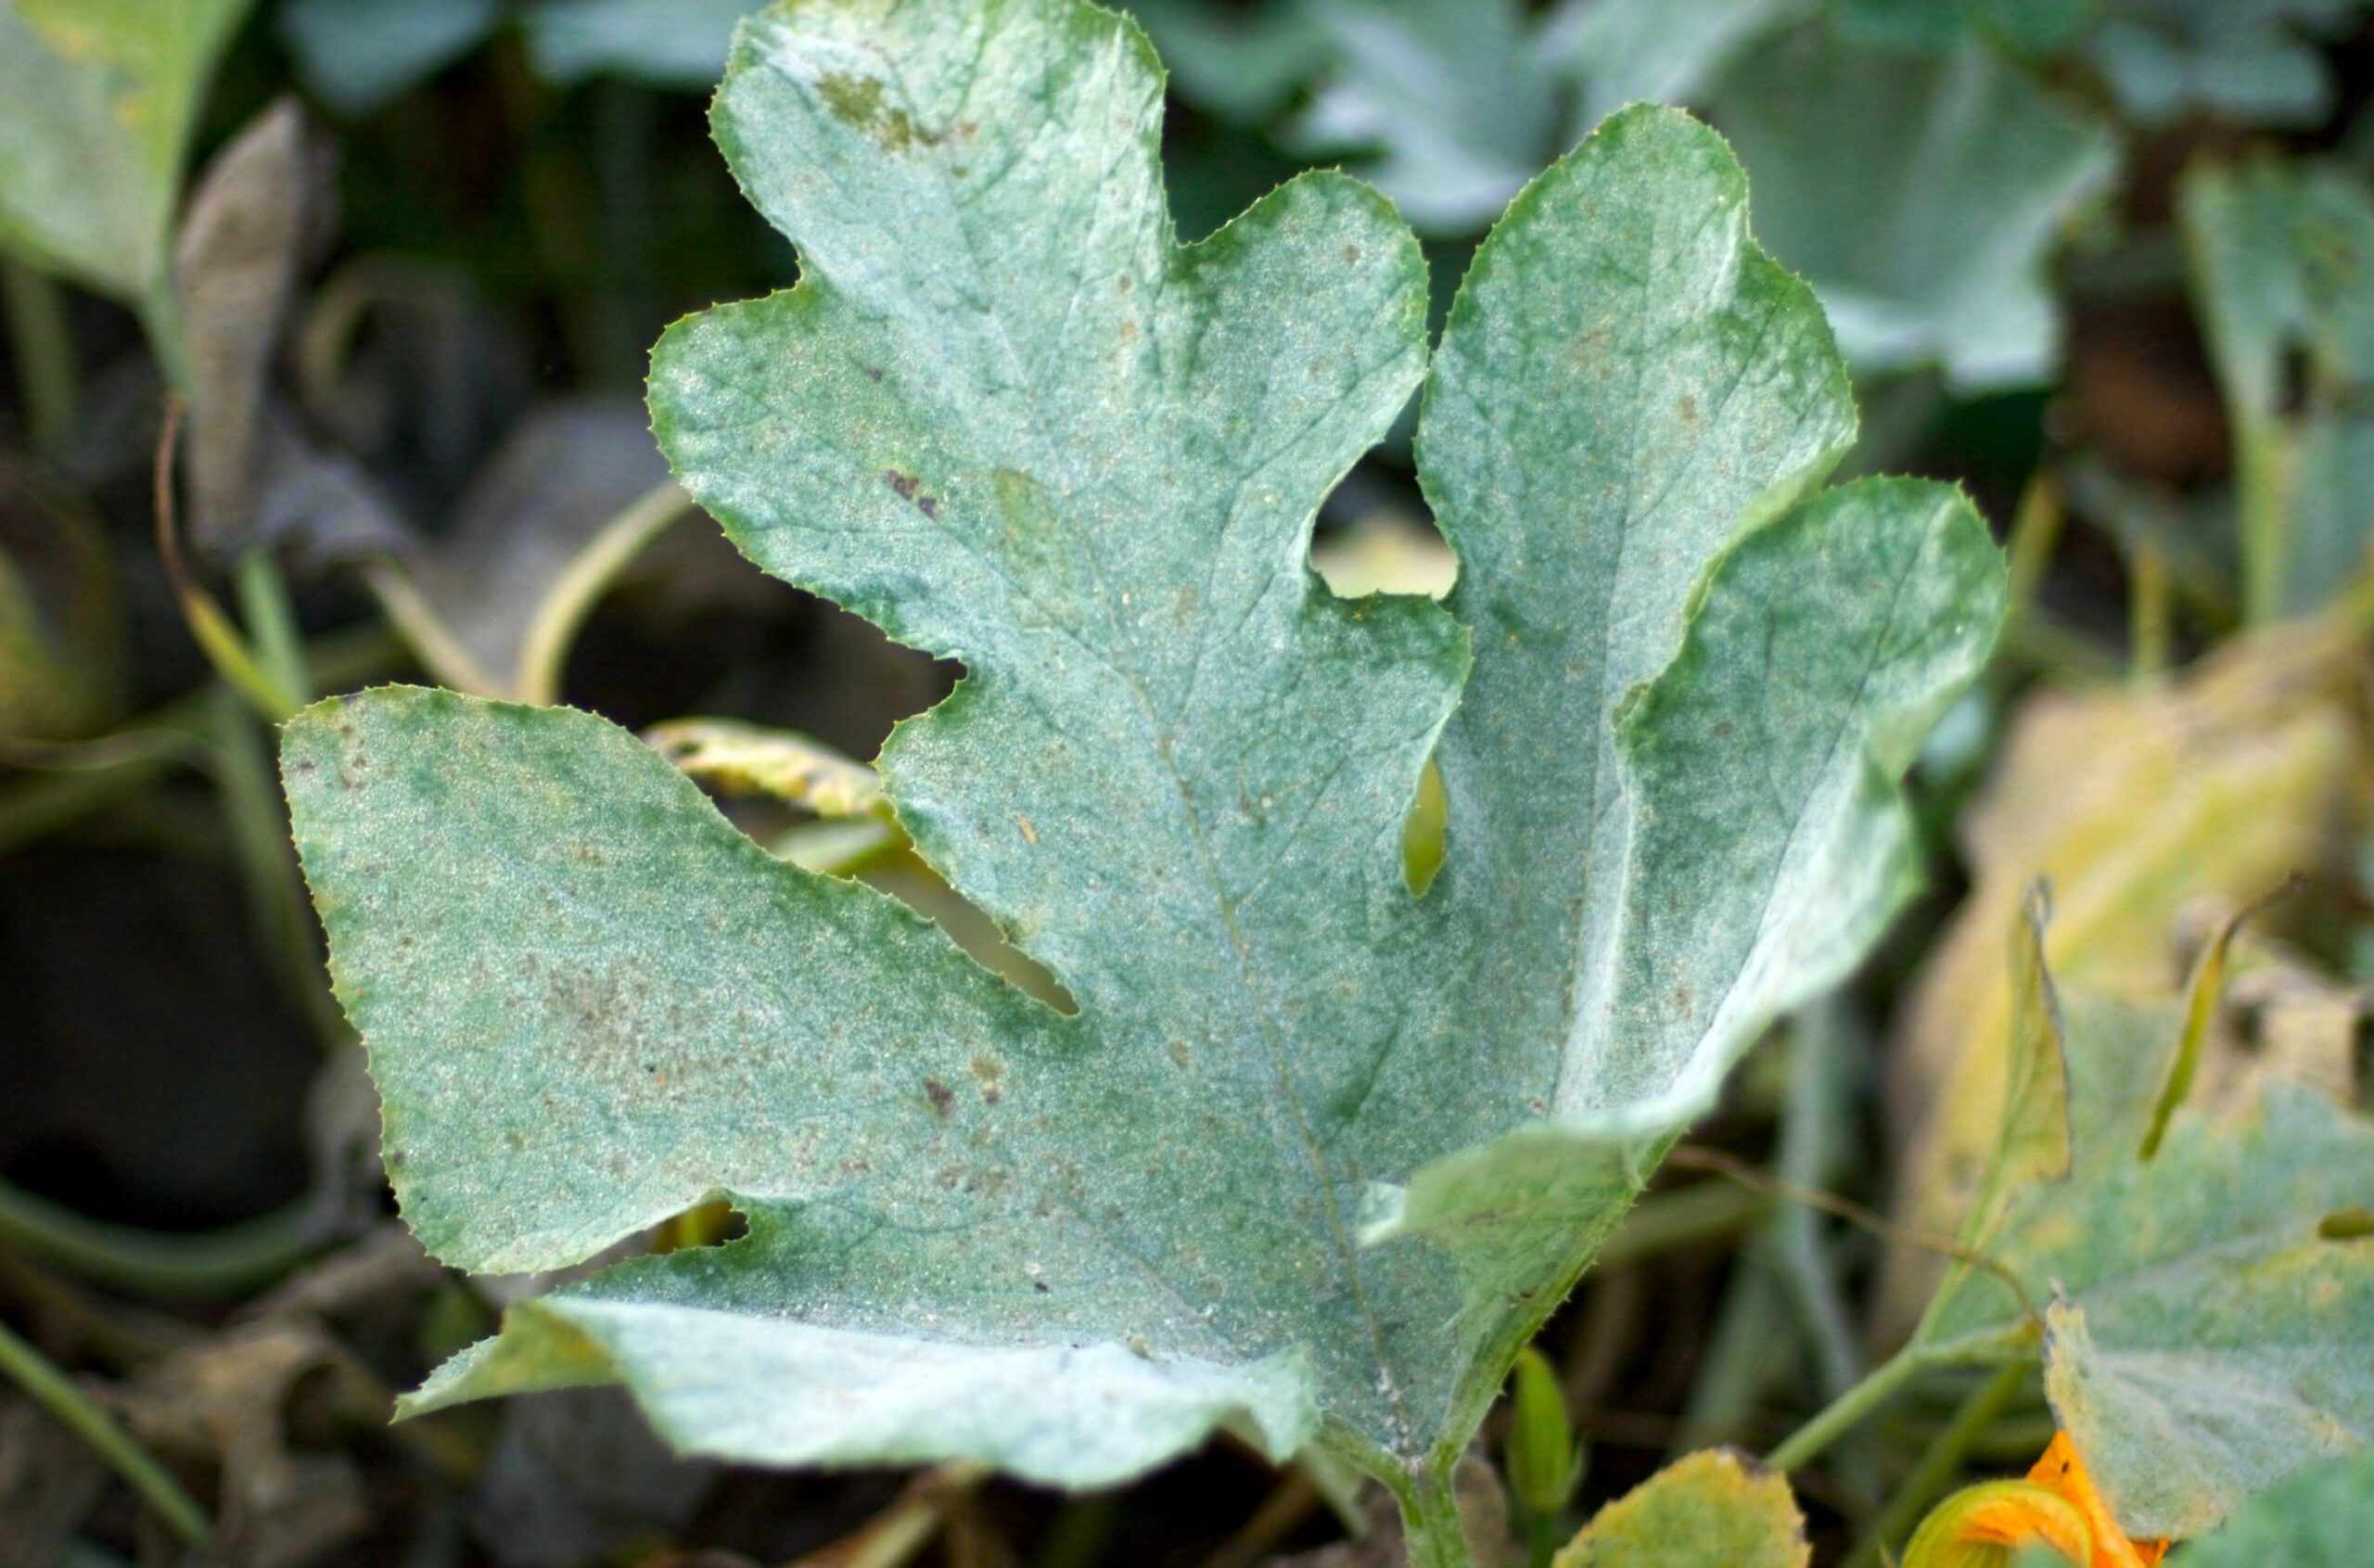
top-left (876, 34), bottom-right (1418, 1440)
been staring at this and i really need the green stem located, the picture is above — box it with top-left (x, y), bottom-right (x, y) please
top-left (0, 1318), bottom-right (211, 1546)
top-left (0, 756), bottom-right (180, 856)
top-left (1844, 1359), bottom-right (2030, 1568)
top-left (2129, 533), bottom-right (2171, 685)
top-left (2233, 417), bottom-right (2291, 628)
top-left (0, 1177), bottom-right (328, 1298)
top-left (364, 560), bottom-right (501, 696)
top-left (234, 548), bottom-right (312, 709)
top-left (1397, 1462), bottom-right (1476, 1568)
top-left (516, 479), bottom-right (692, 704)
top-left (0, 624), bottom-right (400, 855)
top-left (2, 259), bottom-right (79, 455)
top-left (205, 688), bottom-right (344, 1041)
top-left (1767, 1340), bottom-right (1946, 1475)
top-left (1525, 1511), bottom-right (1560, 1568)
top-left (2000, 470), bottom-right (2063, 624)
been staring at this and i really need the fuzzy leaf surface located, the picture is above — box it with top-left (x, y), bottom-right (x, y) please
top-left (284, 0), bottom-right (2001, 1489)
top-left (2168, 1449), bottom-right (2374, 1565)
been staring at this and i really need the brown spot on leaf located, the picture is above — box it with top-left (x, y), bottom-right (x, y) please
top-left (924, 1078), bottom-right (955, 1119)
top-left (2319, 1205), bottom-right (2374, 1241)
top-left (884, 467), bottom-right (941, 519)
top-left (1678, 394), bottom-right (1700, 425)
top-left (815, 73), bottom-right (934, 152)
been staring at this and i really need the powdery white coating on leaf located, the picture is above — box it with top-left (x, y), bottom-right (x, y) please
top-left (2166, 1448), bottom-right (2374, 1565)
top-left (2036, 1089), bottom-right (2374, 1539)
top-left (407, 1295), bottom-right (1314, 1488)
top-left (283, 0), bottom-right (2004, 1492)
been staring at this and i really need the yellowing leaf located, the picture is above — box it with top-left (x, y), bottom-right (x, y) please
top-left (1883, 618), bottom-right (2360, 1329)
top-left (1552, 1449), bottom-right (1807, 1568)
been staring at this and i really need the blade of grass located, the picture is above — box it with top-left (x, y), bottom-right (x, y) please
top-left (0, 1318), bottom-right (211, 1546)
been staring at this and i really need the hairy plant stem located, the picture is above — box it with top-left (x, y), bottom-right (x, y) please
top-left (0, 1318), bottom-right (211, 1546)
top-left (1397, 1461), bottom-right (1475, 1568)
top-left (1766, 1329), bottom-right (2034, 1475)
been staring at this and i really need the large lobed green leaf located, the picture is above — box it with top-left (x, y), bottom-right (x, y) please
top-left (283, 0), bottom-right (2002, 1506)
top-left (0, 0), bottom-right (253, 327)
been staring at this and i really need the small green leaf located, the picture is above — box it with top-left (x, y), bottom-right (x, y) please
top-left (1505, 1345), bottom-right (1579, 1521)
top-left (1551, 1449), bottom-right (1808, 1567)
top-left (0, 0), bottom-right (254, 328)
top-left (284, 0), bottom-right (2002, 1519)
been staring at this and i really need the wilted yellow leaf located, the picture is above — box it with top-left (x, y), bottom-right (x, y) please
top-left (1883, 618), bottom-right (2363, 1328)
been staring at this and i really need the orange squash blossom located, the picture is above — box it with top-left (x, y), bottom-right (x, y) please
top-left (2023, 1434), bottom-right (2168, 1568)
top-left (1903, 1434), bottom-right (2170, 1568)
